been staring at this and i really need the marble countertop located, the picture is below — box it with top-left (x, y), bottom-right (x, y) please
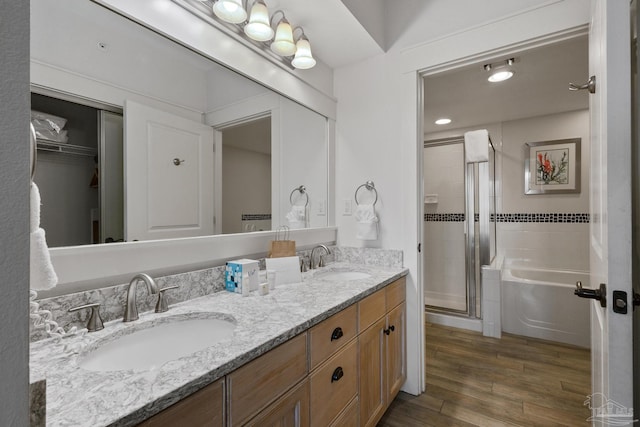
top-left (30, 262), bottom-right (408, 427)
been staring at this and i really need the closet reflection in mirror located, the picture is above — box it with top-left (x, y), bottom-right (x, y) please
top-left (31, 0), bottom-right (328, 247)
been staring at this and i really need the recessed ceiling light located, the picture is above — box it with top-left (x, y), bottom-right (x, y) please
top-left (488, 70), bottom-right (514, 83)
top-left (435, 118), bottom-right (452, 125)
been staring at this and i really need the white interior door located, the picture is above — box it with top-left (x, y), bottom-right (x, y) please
top-left (586, 0), bottom-right (634, 424)
top-left (99, 111), bottom-right (124, 243)
top-left (124, 100), bottom-right (214, 241)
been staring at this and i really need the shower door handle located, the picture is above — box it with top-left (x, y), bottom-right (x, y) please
top-left (574, 281), bottom-right (606, 307)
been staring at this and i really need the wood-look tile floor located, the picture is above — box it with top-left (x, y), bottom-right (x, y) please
top-left (378, 323), bottom-right (591, 427)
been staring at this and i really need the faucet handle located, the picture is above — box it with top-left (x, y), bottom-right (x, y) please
top-left (68, 303), bottom-right (104, 332)
top-left (155, 285), bottom-right (179, 313)
top-left (318, 254), bottom-right (326, 268)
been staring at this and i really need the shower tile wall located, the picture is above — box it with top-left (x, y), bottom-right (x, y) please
top-left (424, 109), bottom-right (591, 275)
top-left (423, 143), bottom-right (467, 310)
top-left (498, 110), bottom-right (590, 271)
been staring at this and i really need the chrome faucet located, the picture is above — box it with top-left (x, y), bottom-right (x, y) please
top-left (123, 273), bottom-right (159, 322)
top-left (310, 245), bottom-right (331, 269)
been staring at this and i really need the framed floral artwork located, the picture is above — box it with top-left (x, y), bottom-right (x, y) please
top-left (524, 138), bottom-right (581, 195)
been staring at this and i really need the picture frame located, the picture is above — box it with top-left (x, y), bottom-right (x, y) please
top-left (524, 138), bottom-right (581, 195)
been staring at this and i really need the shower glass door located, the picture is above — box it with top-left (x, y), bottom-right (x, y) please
top-left (423, 137), bottom-right (496, 317)
top-left (423, 140), bottom-right (468, 312)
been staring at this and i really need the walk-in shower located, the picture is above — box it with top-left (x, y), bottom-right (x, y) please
top-left (423, 136), bottom-right (496, 319)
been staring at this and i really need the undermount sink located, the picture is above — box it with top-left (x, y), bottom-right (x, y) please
top-left (78, 313), bottom-right (236, 372)
top-left (314, 270), bottom-right (371, 281)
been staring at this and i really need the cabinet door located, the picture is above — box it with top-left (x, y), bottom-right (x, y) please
top-left (244, 379), bottom-right (309, 427)
top-left (386, 302), bottom-right (407, 402)
top-left (358, 317), bottom-right (386, 427)
top-left (137, 378), bottom-right (224, 427)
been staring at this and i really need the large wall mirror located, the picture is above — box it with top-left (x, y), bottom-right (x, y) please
top-left (31, 0), bottom-right (329, 249)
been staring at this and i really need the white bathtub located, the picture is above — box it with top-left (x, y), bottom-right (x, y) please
top-left (501, 266), bottom-right (590, 348)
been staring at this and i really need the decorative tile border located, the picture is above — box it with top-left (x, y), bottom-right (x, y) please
top-left (241, 213), bottom-right (272, 221)
top-left (424, 213), bottom-right (590, 223)
top-left (495, 213), bottom-right (590, 223)
top-left (424, 213), bottom-right (465, 222)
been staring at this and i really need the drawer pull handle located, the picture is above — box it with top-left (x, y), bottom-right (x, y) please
top-left (331, 327), bottom-right (344, 341)
top-left (331, 367), bottom-right (344, 383)
top-left (384, 325), bottom-right (395, 335)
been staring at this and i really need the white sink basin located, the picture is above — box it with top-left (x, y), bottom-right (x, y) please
top-left (314, 271), bottom-right (371, 281)
top-left (79, 314), bottom-right (236, 372)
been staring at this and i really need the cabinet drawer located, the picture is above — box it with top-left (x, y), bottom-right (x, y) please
top-left (227, 333), bottom-right (308, 426)
top-left (309, 305), bottom-right (357, 370)
top-left (386, 277), bottom-right (406, 311)
top-left (137, 378), bottom-right (224, 427)
top-left (244, 379), bottom-right (309, 427)
top-left (358, 288), bottom-right (385, 332)
top-left (309, 339), bottom-right (358, 427)
top-left (329, 396), bottom-right (358, 427)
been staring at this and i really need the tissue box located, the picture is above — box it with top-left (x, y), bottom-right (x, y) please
top-left (225, 259), bottom-right (259, 293)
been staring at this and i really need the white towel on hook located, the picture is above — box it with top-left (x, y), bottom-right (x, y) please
top-left (30, 183), bottom-right (58, 290)
top-left (286, 205), bottom-right (307, 230)
top-left (464, 129), bottom-right (489, 163)
top-left (354, 203), bottom-right (379, 240)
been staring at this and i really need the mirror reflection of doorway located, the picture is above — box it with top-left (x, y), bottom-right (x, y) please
top-left (220, 116), bottom-right (271, 234)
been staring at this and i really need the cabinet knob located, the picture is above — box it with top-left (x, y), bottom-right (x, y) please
top-left (331, 366), bottom-right (344, 383)
top-left (384, 325), bottom-right (395, 335)
top-left (330, 327), bottom-right (344, 341)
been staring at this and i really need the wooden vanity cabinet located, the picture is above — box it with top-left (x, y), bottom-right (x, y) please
top-left (359, 278), bottom-right (407, 427)
top-left (136, 276), bottom-right (406, 427)
top-left (137, 377), bottom-right (225, 427)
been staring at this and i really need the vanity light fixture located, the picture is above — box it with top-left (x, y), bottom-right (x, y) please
top-left (244, 0), bottom-right (273, 41)
top-left (291, 28), bottom-right (316, 69)
top-left (270, 14), bottom-right (296, 56)
top-left (195, 0), bottom-right (316, 69)
top-left (484, 58), bottom-right (515, 83)
top-left (212, 0), bottom-right (247, 24)
top-left (435, 118), bottom-right (452, 125)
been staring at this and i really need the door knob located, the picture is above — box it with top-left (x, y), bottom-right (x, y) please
top-left (574, 281), bottom-right (606, 307)
top-left (568, 75), bottom-right (596, 94)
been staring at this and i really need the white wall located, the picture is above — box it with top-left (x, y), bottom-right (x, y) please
top-left (31, 0), bottom-right (208, 118)
top-left (0, 1), bottom-right (29, 424)
top-left (222, 145), bottom-right (271, 234)
top-left (334, 0), bottom-right (590, 395)
top-left (279, 97), bottom-right (329, 229)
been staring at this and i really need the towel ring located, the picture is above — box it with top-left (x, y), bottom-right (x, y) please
top-left (30, 123), bottom-right (37, 182)
top-left (354, 180), bottom-right (378, 206)
top-left (289, 185), bottom-right (309, 207)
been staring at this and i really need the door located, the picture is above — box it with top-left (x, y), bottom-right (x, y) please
top-left (124, 100), bottom-right (214, 241)
top-left (585, 0), bottom-right (634, 424)
top-left (99, 111), bottom-right (124, 243)
top-left (386, 302), bottom-right (407, 402)
top-left (359, 316), bottom-right (386, 427)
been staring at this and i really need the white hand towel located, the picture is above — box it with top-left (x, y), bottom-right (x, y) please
top-left (30, 183), bottom-right (58, 290)
top-left (464, 129), bottom-right (489, 163)
top-left (286, 205), bottom-right (307, 229)
top-left (354, 203), bottom-right (379, 240)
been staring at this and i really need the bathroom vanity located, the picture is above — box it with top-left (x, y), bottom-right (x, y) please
top-left (30, 263), bottom-right (407, 426)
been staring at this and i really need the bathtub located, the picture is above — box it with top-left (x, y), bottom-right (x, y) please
top-left (501, 266), bottom-right (590, 348)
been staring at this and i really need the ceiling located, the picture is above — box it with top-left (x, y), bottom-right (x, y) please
top-left (423, 35), bottom-right (589, 134)
top-left (263, 1), bottom-right (589, 134)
